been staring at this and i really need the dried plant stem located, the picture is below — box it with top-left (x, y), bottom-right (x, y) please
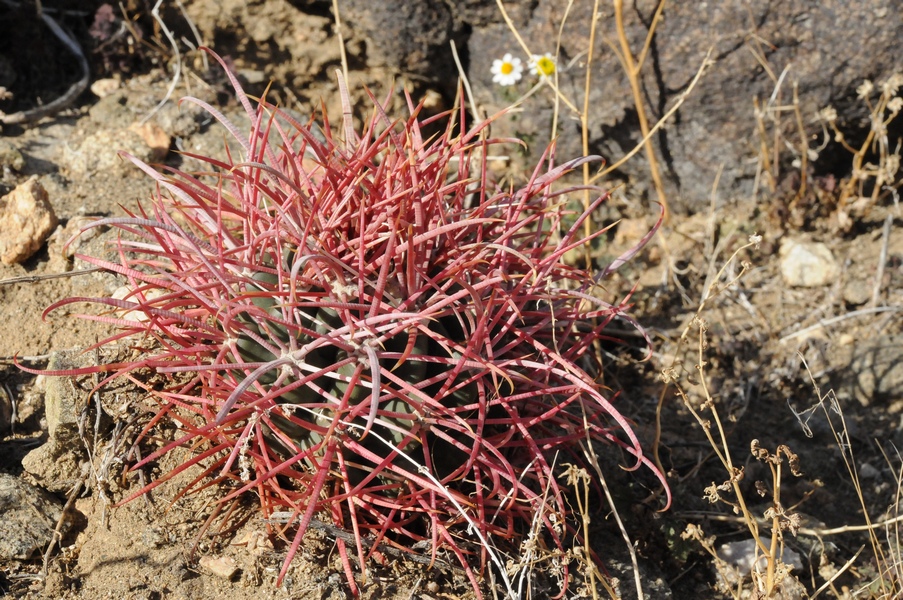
top-left (141, 0), bottom-right (181, 124)
top-left (652, 236), bottom-right (758, 475)
top-left (778, 305), bottom-right (903, 342)
top-left (580, 0), bottom-right (602, 268)
top-left (0, 267), bottom-right (103, 287)
top-left (682, 510), bottom-right (903, 538)
top-left (799, 357), bottom-right (892, 598)
top-left (41, 466), bottom-right (87, 579)
top-left (549, 0), bottom-right (576, 142)
top-left (563, 463), bottom-right (600, 600)
top-left (0, 353), bottom-right (55, 363)
top-left (791, 82), bottom-right (809, 202)
top-left (591, 49), bottom-right (713, 183)
top-left (837, 90), bottom-right (892, 207)
top-left (652, 230), bottom-right (808, 594)
top-left (331, 0), bottom-right (349, 85)
top-left (175, 0), bottom-right (207, 72)
top-left (696, 329), bottom-right (767, 556)
top-left (809, 546), bottom-right (864, 599)
top-left (612, 0), bottom-right (670, 220)
top-left (675, 324), bottom-right (783, 595)
top-left (583, 441), bottom-right (644, 600)
top-left (871, 213), bottom-right (893, 306)
top-left (450, 40), bottom-right (481, 126)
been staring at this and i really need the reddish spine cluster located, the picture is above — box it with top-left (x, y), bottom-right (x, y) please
top-left (22, 50), bottom-right (668, 597)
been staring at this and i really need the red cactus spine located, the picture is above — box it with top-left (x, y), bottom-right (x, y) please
top-left (21, 49), bottom-right (669, 597)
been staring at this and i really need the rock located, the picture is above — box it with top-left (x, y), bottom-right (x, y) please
top-left (340, 0), bottom-right (458, 86)
top-left (127, 122), bottom-right (170, 160)
top-left (717, 539), bottom-right (805, 599)
top-left (184, 0), bottom-right (341, 82)
top-left (148, 98), bottom-right (206, 139)
top-left (843, 277), bottom-right (872, 305)
top-left (42, 350), bottom-right (85, 439)
top-left (859, 462), bottom-right (880, 479)
top-left (90, 77), bottom-right (121, 98)
top-left (830, 334), bottom-right (903, 407)
top-left (466, 1), bottom-right (903, 212)
top-left (199, 555), bottom-right (239, 580)
top-left (231, 527), bottom-right (273, 557)
top-left (0, 138), bottom-right (24, 171)
top-left (87, 91), bottom-right (136, 130)
top-left (21, 432), bottom-right (84, 495)
top-left (59, 127), bottom-right (157, 176)
top-left (0, 176), bottom-right (58, 264)
top-left (718, 539), bottom-right (803, 573)
top-left (779, 239), bottom-right (839, 287)
top-left (13, 385), bottom-right (43, 430)
top-left (0, 473), bottom-right (65, 560)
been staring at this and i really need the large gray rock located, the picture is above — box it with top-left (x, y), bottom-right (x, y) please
top-left (465, 0), bottom-right (902, 212)
top-left (0, 473), bottom-right (65, 560)
top-left (22, 432), bottom-right (84, 495)
top-left (183, 0), bottom-right (342, 84)
top-left (830, 334), bottom-right (903, 407)
top-left (176, 1), bottom-right (902, 214)
top-left (339, 0), bottom-right (458, 85)
top-left (42, 350), bottom-right (87, 439)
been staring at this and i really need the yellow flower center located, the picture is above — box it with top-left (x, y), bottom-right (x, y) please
top-left (501, 62), bottom-right (514, 75)
top-left (537, 57), bottom-right (555, 76)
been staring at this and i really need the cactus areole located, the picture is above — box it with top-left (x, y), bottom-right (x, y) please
top-left (23, 49), bottom-right (669, 596)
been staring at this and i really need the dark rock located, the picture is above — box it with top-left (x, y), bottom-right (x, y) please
top-left (466, 1), bottom-right (902, 212)
top-left (0, 473), bottom-right (65, 560)
top-left (830, 334), bottom-right (903, 407)
top-left (340, 0), bottom-right (458, 86)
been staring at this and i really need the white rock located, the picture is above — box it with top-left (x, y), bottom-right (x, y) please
top-left (779, 239), bottom-right (839, 287)
top-left (716, 538), bottom-right (806, 598)
top-left (90, 77), bottom-right (121, 98)
top-left (718, 538), bottom-right (803, 574)
top-left (0, 176), bottom-right (58, 265)
top-left (111, 285), bottom-right (166, 322)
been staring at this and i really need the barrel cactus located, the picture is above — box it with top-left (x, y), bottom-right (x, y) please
top-left (25, 50), bottom-right (668, 596)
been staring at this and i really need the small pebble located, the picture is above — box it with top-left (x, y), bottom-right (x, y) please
top-left (0, 139), bottom-right (24, 171)
top-left (199, 555), bottom-right (239, 580)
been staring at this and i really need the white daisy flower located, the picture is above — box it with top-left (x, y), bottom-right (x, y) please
top-left (491, 53), bottom-right (523, 86)
top-left (529, 53), bottom-right (557, 79)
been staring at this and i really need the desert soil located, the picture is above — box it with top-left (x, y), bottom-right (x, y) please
top-left (1, 2), bottom-right (902, 599)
